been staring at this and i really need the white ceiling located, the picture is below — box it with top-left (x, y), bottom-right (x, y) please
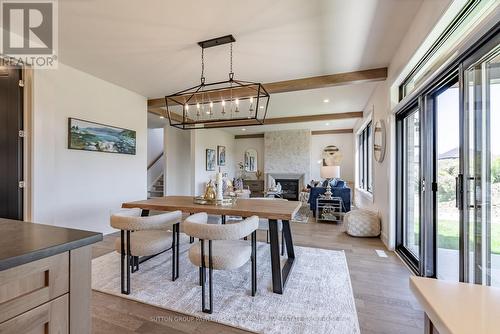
top-left (59, 0), bottom-right (422, 99)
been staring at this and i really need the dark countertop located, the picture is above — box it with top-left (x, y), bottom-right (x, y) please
top-left (0, 218), bottom-right (103, 271)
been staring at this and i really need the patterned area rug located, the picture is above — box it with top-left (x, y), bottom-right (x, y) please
top-left (92, 237), bottom-right (360, 334)
top-left (291, 204), bottom-right (311, 223)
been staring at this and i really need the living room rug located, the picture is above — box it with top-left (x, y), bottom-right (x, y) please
top-left (92, 237), bottom-right (360, 334)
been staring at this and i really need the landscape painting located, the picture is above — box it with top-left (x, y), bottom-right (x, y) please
top-left (68, 118), bottom-right (136, 155)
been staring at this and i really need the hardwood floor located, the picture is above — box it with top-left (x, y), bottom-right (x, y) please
top-left (91, 219), bottom-right (424, 334)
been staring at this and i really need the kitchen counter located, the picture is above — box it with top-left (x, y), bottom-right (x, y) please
top-left (410, 276), bottom-right (500, 334)
top-left (0, 218), bottom-right (102, 271)
top-left (0, 218), bottom-right (102, 333)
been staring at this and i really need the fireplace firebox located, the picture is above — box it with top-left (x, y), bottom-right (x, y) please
top-left (275, 179), bottom-right (299, 201)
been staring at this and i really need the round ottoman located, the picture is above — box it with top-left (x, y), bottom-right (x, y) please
top-left (344, 209), bottom-right (381, 237)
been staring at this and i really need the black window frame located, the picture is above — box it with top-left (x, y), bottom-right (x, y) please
top-left (358, 121), bottom-right (372, 193)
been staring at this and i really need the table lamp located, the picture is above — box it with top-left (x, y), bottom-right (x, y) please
top-left (320, 165), bottom-right (340, 200)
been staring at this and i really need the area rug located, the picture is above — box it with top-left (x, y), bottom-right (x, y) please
top-left (291, 204), bottom-right (311, 223)
top-left (92, 237), bottom-right (360, 334)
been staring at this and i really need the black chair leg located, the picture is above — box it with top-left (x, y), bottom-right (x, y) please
top-left (172, 223), bottom-right (176, 281)
top-left (176, 223), bottom-right (180, 279)
top-left (121, 230), bottom-right (131, 295)
top-left (200, 239), bottom-right (213, 314)
top-left (251, 231), bottom-right (257, 296)
top-left (120, 230), bottom-right (125, 293)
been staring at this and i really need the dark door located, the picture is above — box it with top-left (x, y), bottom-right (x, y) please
top-left (0, 66), bottom-right (23, 220)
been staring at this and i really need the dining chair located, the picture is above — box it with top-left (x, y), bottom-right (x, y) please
top-left (110, 208), bottom-right (182, 295)
top-left (183, 212), bottom-right (259, 314)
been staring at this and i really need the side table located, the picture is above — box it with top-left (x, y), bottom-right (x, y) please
top-left (316, 197), bottom-right (344, 223)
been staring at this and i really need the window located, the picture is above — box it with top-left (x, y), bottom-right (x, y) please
top-left (358, 121), bottom-right (372, 192)
top-left (399, 0), bottom-right (496, 100)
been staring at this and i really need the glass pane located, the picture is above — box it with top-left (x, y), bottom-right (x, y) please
top-left (403, 110), bottom-right (421, 258)
top-left (368, 123), bottom-right (373, 192)
top-left (436, 82), bottom-right (460, 281)
top-left (487, 54), bottom-right (500, 287)
top-left (466, 48), bottom-right (500, 287)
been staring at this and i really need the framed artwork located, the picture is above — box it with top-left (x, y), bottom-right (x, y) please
top-left (206, 149), bottom-right (216, 171)
top-left (68, 118), bottom-right (136, 155)
top-left (217, 145), bottom-right (226, 166)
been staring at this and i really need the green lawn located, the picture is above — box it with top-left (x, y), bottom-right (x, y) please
top-left (438, 219), bottom-right (500, 254)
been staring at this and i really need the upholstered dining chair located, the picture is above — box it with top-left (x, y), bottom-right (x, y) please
top-left (110, 209), bottom-right (182, 295)
top-left (183, 212), bottom-right (259, 314)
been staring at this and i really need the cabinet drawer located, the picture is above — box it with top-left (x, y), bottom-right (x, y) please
top-left (0, 253), bottom-right (69, 323)
top-left (0, 294), bottom-right (68, 334)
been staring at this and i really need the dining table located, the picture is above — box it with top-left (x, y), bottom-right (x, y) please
top-left (122, 196), bottom-right (302, 294)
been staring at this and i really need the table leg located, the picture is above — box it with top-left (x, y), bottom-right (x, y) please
top-left (424, 313), bottom-right (438, 334)
top-left (269, 219), bottom-right (295, 294)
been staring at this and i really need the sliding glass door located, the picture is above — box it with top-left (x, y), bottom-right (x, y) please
top-left (464, 45), bottom-right (500, 286)
top-left (434, 79), bottom-right (460, 281)
top-left (396, 28), bottom-right (499, 284)
top-left (397, 107), bottom-right (422, 271)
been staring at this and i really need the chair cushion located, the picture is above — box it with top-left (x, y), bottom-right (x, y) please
top-left (114, 230), bottom-right (173, 257)
top-left (188, 240), bottom-right (251, 270)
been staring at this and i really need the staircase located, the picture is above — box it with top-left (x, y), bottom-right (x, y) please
top-left (148, 174), bottom-right (164, 198)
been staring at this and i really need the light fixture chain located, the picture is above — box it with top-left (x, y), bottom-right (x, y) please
top-left (229, 42), bottom-right (234, 80)
top-left (201, 48), bottom-right (205, 84)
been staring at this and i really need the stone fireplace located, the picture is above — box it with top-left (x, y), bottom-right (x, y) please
top-left (264, 130), bottom-right (311, 195)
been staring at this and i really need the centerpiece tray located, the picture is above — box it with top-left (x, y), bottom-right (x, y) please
top-left (193, 196), bottom-right (235, 206)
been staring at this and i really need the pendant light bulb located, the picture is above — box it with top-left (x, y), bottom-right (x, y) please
top-left (235, 98), bottom-right (240, 112)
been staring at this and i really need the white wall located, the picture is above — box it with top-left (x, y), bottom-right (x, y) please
top-left (353, 0), bottom-right (453, 249)
top-left (191, 129), bottom-right (236, 195)
top-left (164, 125), bottom-right (192, 196)
top-left (234, 137), bottom-right (265, 179)
top-left (32, 63), bottom-right (147, 234)
top-left (310, 133), bottom-right (354, 184)
top-left (147, 128), bottom-right (164, 165)
top-left (354, 82), bottom-right (391, 245)
top-left (147, 128), bottom-right (164, 188)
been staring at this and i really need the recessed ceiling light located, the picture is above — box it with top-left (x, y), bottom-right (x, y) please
top-left (325, 122), bottom-right (330, 126)
top-left (159, 116), bottom-right (165, 119)
top-left (241, 128), bottom-right (246, 131)
top-left (259, 106), bottom-right (264, 109)
top-left (323, 99), bottom-right (329, 103)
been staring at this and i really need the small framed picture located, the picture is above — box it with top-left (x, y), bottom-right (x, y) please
top-left (217, 145), bottom-right (226, 166)
top-left (206, 149), bottom-right (216, 171)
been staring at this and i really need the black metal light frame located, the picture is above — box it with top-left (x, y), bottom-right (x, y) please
top-left (164, 35), bottom-right (270, 129)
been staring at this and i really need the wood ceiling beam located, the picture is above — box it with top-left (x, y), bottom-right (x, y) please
top-left (311, 129), bottom-right (353, 135)
top-left (234, 134), bottom-right (265, 139)
top-left (235, 129), bottom-right (354, 139)
top-left (147, 67), bottom-right (387, 109)
top-left (202, 111), bottom-right (363, 129)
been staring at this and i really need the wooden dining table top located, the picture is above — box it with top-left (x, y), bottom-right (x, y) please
top-left (122, 196), bottom-right (302, 221)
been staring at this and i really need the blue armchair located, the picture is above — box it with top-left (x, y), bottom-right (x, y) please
top-left (308, 179), bottom-right (351, 217)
